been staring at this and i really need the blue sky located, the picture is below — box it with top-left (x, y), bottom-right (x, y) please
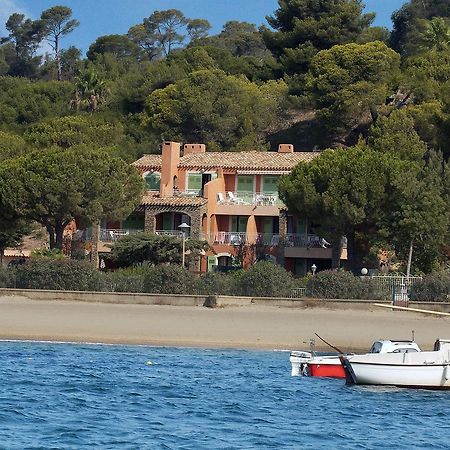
top-left (1, 0), bottom-right (407, 55)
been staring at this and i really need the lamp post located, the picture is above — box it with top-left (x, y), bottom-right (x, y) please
top-left (311, 263), bottom-right (317, 276)
top-left (178, 222), bottom-right (190, 268)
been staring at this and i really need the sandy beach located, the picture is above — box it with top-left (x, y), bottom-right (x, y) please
top-left (0, 295), bottom-right (449, 351)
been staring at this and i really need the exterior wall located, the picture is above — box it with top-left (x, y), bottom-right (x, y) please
top-left (224, 174), bottom-right (236, 193)
top-left (160, 142), bottom-right (180, 196)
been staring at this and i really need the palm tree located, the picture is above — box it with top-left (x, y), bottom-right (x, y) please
top-left (421, 17), bottom-right (450, 52)
top-left (72, 69), bottom-right (108, 113)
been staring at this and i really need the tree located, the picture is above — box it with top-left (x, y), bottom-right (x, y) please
top-left (108, 232), bottom-right (209, 267)
top-left (143, 69), bottom-right (288, 150)
top-left (305, 41), bottom-right (400, 140)
top-left (73, 69), bottom-right (109, 112)
top-left (420, 17), bottom-right (450, 52)
top-left (127, 24), bottom-right (162, 61)
top-left (143, 9), bottom-right (188, 56)
top-left (0, 146), bottom-right (144, 250)
top-left (59, 46), bottom-right (82, 80)
top-left (1, 13), bottom-right (44, 77)
top-left (40, 6), bottom-right (79, 80)
top-left (367, 110), bottom-right (426, 162)
top-left (87, 35), bottom-right (141, 61)
top-left (0, 131), bottom-right (27, 160)
top-left (187, 19), bottom-right (211, 42)
top-left (262, 0), bottom-right (374, 75)
top-left (278, 146), bottom-right (413, 271)
top-left (390, 0), bottom-right (450, 56)
top-left (24, 116), bottom-right (125, 149)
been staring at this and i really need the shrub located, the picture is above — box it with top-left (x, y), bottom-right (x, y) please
top-left (99, 268), bottom-right (145, 293)
top-left (409, 273), bottom-right (450, 302)
top-left (142, 265), bottom-right (195, 294)
top-left (0, 267), bottom-right (15, 288)
top-left (236, 261), bottom-right (295, 297)
top-left (193, 272), bottom-right (235, 295)
top-left (15, 259), bottom-right (100, 291)
top-left (306, 270), bottom-right (385, 300)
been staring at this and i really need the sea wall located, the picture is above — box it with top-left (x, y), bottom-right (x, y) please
top-left (0, 288), bottom-right (449, 312)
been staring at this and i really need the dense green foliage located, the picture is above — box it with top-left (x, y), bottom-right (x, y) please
top-left (306, 270), bottom-right (385, 299)
top-left (409, 272), bottom-right (450, 301)
top-left (0, 2), bottom-right (448, 275)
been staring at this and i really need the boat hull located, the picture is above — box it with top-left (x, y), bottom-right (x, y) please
top-left (309, 361), bottom-right (345, 378)
top-left (348, 362), bottom-right (450, 389)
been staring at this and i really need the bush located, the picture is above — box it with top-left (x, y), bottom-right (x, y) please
top-left (306, 270), bottom-right (385, 300)
top-left (193, 272), bottom-right (236, 295)
top-left (142, 265), bottom-right (195, 294)
top-left (15, 259), bottom-right (101, 291)
top-left (236, 261), bottom-right (295, 297)
top-left (0, 267), bottom-right (15, 288)
top-left (409, 273), bottom-right (450, 301)
top-left (99, 268), bottom-right (145, 293)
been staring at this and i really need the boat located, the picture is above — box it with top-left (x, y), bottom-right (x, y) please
top-left (290, 339), bottom-right (421, 378)
top-left (341, 339), bottom-right (450, 389)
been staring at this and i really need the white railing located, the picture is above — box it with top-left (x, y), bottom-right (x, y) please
top-left (202, 232), bottom-right (279, 246)
top-left (290, 288), bottom-right (307, 298)
top-left (99, 229), bottom-right (142, 242)
top-left (218, 192), bottom-right (284, 206)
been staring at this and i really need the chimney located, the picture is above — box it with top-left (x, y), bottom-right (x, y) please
top-left (161, 141), bottom-right (180, 196)
top-left (278, 144), bottom-right (294, 153)
top-left (183, 143), bottom-right (206, 155)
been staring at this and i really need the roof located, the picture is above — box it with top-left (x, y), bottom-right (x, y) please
top-left (140, 192), bottom-right (207, 208)
top-left (134, 151), bottom-right (318, 172)
top-left (133, 154), bottom-right (162, 170)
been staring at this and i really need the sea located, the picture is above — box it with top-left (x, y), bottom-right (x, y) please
top-left (0, 342), bottom-right (449, 449)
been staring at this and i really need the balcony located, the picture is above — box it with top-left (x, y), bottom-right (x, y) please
top-left (218, 191), bottom-right (283, 207)
top-left (99, 229), bottom-right (143, 242)
top-left (155, 230), bottom-right (184, 237)
top-left (203, 232), bottom-right (279, 246)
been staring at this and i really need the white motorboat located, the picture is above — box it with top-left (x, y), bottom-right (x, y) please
top-left (290, 339), bottom-right (421, 378)
top-left (341, 339), bottom-right (450, 389)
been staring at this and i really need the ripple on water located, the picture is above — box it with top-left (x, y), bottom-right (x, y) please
top-left (0, 342), bottom-right (449, 448)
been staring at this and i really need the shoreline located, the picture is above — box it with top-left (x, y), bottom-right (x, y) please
top-left (0, 295), bottom-right (449, 352)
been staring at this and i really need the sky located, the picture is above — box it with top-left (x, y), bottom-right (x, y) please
top-left (1, 0), bottom-right (407, 55)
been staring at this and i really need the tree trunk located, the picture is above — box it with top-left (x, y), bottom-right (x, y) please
top-left (55, 36), bottom-right (61, 81)
top-left (331, 237), bottom-right (342, 269)
top-left (47, 225), bottom-right (56, 249)
top-left (54, 223), bottom-right (65, 250)
top-left (0, 248), bottom-right (4, 267)
top-left (406, 240), bottom-right (414, 279)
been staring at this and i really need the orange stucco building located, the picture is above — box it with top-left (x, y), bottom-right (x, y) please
top-left (101, 141), bottom-right (347, 275)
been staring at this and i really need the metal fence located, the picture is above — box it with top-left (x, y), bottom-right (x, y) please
top-left (289, 287), bottom-right (307, 298)
top-left (368, 275), bottom-right (422, 306)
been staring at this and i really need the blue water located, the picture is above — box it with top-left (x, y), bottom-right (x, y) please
top-left (0, 343), bottom-right (449, 449)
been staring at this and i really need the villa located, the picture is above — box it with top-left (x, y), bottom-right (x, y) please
top-left (97, 141), bottom-right (347, 275)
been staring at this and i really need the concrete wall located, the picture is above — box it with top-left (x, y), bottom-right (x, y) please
top-left (1, 288), bottom-right (449, 312)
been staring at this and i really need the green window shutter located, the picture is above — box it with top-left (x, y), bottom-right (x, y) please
top-left (162, 213), bottom-right (173, 230)
top-left (237, 175), bottom-right (254, 193)
top-left (187, 173), bottom-right (202, 191)
top-left (262, 176), bottom-right (279, 194)
top-left (207, 256), bottom-right (216, 272)
top-left (231, 216), bottom-right (238, 232)
top-left (144, 172), bottom-right (161, 191)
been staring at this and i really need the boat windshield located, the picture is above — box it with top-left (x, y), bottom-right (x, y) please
top-left (369, 342), bottom-right (382, 353)
top-left (392, 348), bottom-right (419, 353)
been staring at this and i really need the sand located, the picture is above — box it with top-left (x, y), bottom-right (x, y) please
top-left (0, 295), bottom-right (448, 352)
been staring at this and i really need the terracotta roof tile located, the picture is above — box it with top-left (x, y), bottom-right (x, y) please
top-left (140, 193), bottom-right (207, 207)
top-left (134, 151), bottom-right (319, 172)
top-left (133, 154), bottom-right (162, 169)
top-left (179, 151), bottom-right (318, 171)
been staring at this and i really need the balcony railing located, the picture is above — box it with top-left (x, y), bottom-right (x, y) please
top-left (99, 229), bottom-right (143, 242)
top-left (272, 234), bottom-right (331, 248)
top-left (203, 232), bottom-right (279, 246)
top-left (217, 192), bottom-right (284, 207)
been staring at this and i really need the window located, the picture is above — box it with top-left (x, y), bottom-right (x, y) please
top-left (144, 172), bottom-right (160, 191)
top-left (187, 173), bottom-right (202, 193)
top-left (262, 176), bottom-right (279, 194)
top-left (231, 216), bottom-right (248, 232)
top-left (237, 175), bottom-right (254, 193)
